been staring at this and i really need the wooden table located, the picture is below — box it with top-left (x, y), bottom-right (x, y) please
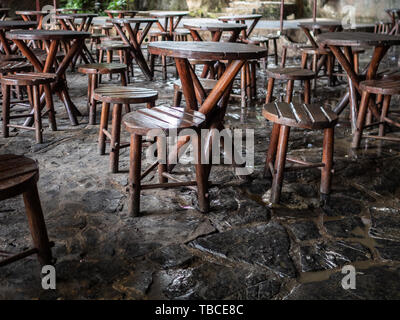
top-left (16, 11), bottom-right (49, 30)
top-left (110, 18), bottom-right (157, 80)
top-left (56, 13), bottom-right (98, 64)
top-left (150, 11), bottom-right (189, 40)
top-left (55, 8), bottom-right (80, 15)
top-left (318, 32), bottom-right (400, 134)
top-left (7, 30), bottom-right (91, 126)
top-left (0, 8), bottom-right (10, 21)
top-left (148, 41), bottom-right (267, 167)
top-left (0, 21), bottom-right (37, 55)
top-left (218, 14), bottom-right (262, 39)
top-left (298, 21), bottom-right (342, 48)
top-left (104, 10), bottom-right (138, 19)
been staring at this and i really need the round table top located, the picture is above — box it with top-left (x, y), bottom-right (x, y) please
top-left (318, 32), bottom-right (400, 47)
top-left (7, 29), bottom-right (91, 41)
top-left (110, 17), bottom-right (158, 24)
top-left (105, 10), bottom-right (138, 14)
top-left (184, 22), bottom-right (247, 32)
top-left (149, 11), bottom-right (189, 17)
top-left (16, 10), bottom-right (49, 15)
top-left (148, 41), bottom-right (268, 60)
top-left (56, 13), bottom-right (98, 19)
top-left (298, 21), bottom-right (342, 29)
top-left (0, 21), bottom-right (38, 30)
top-left (218, 14), bottom-right (263, 21)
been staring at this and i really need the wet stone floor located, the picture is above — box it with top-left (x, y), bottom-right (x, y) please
top-left (1, 49), bottom-right (400, 300)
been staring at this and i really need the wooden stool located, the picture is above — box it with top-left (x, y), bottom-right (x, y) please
top-left (263, 102), bottom-right (338, 204)
top-left (148, 31), bottom-right (170, 80)
top-left (93, 86), bottom-right (158, 173)
top-left (352, 78), bottom-right (400, 148)
top-left (0, 154), bottom-right (53, 267)
top-left (301, 47), bottom-right (332, 88)
top-left (173, 29), bottom-right (191, 41)
top-left (266, 67), bottom-right (315, 104)
top-left (97, 42), bottom-right (132, 80)
top-left (78, 63), bottom-right (128, 125)
top-left (247, 34), bottom-right (279, 70)
top-left (123, 106), bottom-right (207, 216)
top-left (173, 78), bottom-right (217, 107)
top-left (0, 61), bottom-right (33, 103)
top-left (1, 73), bottom-right (57, 144)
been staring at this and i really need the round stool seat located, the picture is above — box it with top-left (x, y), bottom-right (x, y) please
top-left (1, 72), bottom-right (57, 86)
top-left (94, 86), bottom-right (158, 104)
top-left (0, 154), bottom-right (38, 201)
top-left (0, 61), bottom-right (32, 74)
top-left (0, 54), bottom-right (26, 62)
top-left (78, 63), bottom-right (127, 75)
top-left (174, 78), bottom-right (217, 93)
top-left (267, 34), bottom-right (280, 40)
top-left (98, 42), bottom-right (130, 51)
top-left (91, 34), bottom-right (107, 39)
top-left (123, 106), bottom-right (205, 135)
top-left (149, 30), bottom-right (169, 37)
top-left (101, 36), bottom-right (122, 42)
top-left (266, 67), bottom-right (315, 80)
top-left (263, 101), bottom-right (338, 130)
top-left (173, 29), bottom-right (190, 36)
top-left (360, 78), bottom-right (400, 96)
top-left (247, 36), bottom-right (269, 45)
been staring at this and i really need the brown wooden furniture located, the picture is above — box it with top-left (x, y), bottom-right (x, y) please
top-left (247, 35), bottom-right (279, 70)
top-left (0, 155), bottom-right (53, 267)
top-left (145, 42), bottom-right (268, 215)
top-left (0, 60), bottom-right (33, 103)
top-left (1, 72), bottom-right (57, 144)
top-left (56, 13), bottom-right (98, 65)
top-left (265, 67), bottom-right (314, 104)
top-left (55, 8), bottom-right (80, 15)
top-left (318, 32), bottom-right (400, 134)
top-left (218, 14), bottom-right (262, 39)
top-left (7, 30), bottom-right (91, 126)
top-left (123, 106), bottom-right (206, 216)
top-left (0, 21), bottom-right (38, 56)
top-left (385, 8), bottom-right (400, 34)
top-left (352, 77), bottom-right (400, 148)
top-left (263, 102), bottom-right (338, 204)
top-left (97, 42), bottom-right (132, 80)
top-left (94, 86), bottom-right (158, 173)
top-left (173, 29), bottom-right (191, 41)
top-left (16, 11), bottom-right (49, 30)
top-left (110, 18), bottom-right (157, 81)
top-left (150, 11), bottom-right (189, 40)
top-left (104, 10), bottom-right (138, 19)
top-left (78, 63), bottom-right (128, 125)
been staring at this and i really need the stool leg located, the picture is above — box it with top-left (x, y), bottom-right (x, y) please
top-left (271, 125), bottom-right (290, 204)
top-left (110, 103), bottom-right (122, 173)
top-left (194, 131), bottom-right (210, 213)
top-left (33, 85), bottom-right (43, 144)
top-left (99, 102), bottom-right (110, 155)
top-left (281, 47), bottom-right (287, 68)
top-left (147, 101), bottom-right (155, 109)
top-left (157, 135), bottom-right (168, 184)
top-left (250, 61), bottom-right (257, 100)
top-left (379, 95), bottom-right (391, 137)
top-left (120, 71), bottom-right (130, 113)
top-left (2, 83), bottom-right (10, 138)
top-left (264, 123), bottom-right (281, 178)
top-left (352, 90), bottom-right (371, 149)
top-left (129, 134), bottom-right (142, 216)
top-left (273, 38), bottom-right (278, 66)
top-left (162, 55), bottom-right (167, 80)
top-left (286, 80), bottom-right (294, 103)
top-left (266, 78), bottom-right (275, 103)
top-left (304, 79), bottom-right (311, 104)
top-left (321, 127), bottom-right (334, 201)
top-left (241, 65), bottom-right (247, 108)
top-left (23, 181), bottom-right (53, 266)
top-left (301, 52), bottom-right (308, 69)
top-left (107, 50), bottom-right (113, 81)
top-left (99, 50), bottom-right (104, 83)
top-left (246, 63), bottom-right (251, 103)
top-left (89, 74), bottom-right (98, 125)
top-left (43, 84), bottom-right (57, 131)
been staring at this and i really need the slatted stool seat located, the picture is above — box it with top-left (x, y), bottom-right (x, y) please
top-left (93, 86), bottom-right (158, 173)
top-left (173, 78), bottom-right (217, 107)
top-left (0, 154), bottom-right (53, 267)
top-left (173, 29), bottom-right (191, 41)
top-left (123, 106), bottom-right (208, 216)
top-left (78, 63), bottom-right (128, 125)
top-left (263, 102), bottom-right (338, 204)
top-left (266, 67), bottom-right (315, 104)
top-left (352, 78), bottom-right (400, 148)
top-left (1, 73), bottom-right (57, 144)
